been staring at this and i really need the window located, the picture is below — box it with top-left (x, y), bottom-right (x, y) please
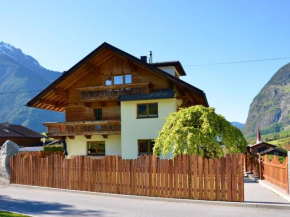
top-left (137, 103), bottom-right (158, 118)
top-left (87, 141), bottom-right (105, 156)
top-left (114, 76), bottom-right (123, 85)
top-left (105, 74), bottom-right (132, 86)
top-left (105, 77), bottom-right (112, 85)
top-left (138, 140), bottom-right (155, 155)
top-left (125, 74), bottom-right (132, 84)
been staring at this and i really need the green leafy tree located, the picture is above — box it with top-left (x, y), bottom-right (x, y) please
top-left (153, 106), bottom-right (247, 158)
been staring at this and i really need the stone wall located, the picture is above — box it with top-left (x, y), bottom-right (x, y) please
top-left (0, 140), bottom-right (19, 185)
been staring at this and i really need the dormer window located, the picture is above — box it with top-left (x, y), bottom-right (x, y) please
top-left (105, 74), bottom-right (132, 86)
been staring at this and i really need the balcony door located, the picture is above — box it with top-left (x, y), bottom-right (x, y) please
top-left (94, 108), bottom-right (103, 131)
top-left (94, 108), bottom-right (103, 121)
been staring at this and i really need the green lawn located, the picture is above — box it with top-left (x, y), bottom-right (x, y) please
top-left (0, 211), bottom-right (29, 217)
top-left (267, 137), bottom-right (289, 145)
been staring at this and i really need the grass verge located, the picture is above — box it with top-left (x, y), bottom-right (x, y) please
top-left (0, 211), bottom-right (30, 217)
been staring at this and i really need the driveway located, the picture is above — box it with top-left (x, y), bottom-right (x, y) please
top-left (244, 177), bottom-right (290, 204)
top-left (0, 183), bottom-right (290, 217)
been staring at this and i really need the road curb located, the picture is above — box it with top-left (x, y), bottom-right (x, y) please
top-left (9, 184), bottom-right (290, 210)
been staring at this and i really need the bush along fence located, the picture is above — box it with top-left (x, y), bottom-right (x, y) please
top-left (10, 153), bottom-right (244, 202)
top-left (17, 151), bottom-right (65, 158)
top-left (260, 154), bottom-right (289, 193)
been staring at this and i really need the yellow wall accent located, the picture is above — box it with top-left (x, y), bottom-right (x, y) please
top-left (66, 135), bottom-right (121, 158)
top-left (121, 98), bottom-right (179, 159)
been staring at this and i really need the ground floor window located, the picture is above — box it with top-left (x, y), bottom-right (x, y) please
top-left (138, 140), bottom-right (155, 155)
top-left (87, 141), bottom-right (105, 156)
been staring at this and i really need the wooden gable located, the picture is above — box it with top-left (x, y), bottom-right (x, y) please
top-left (27, 43), bottom-right (208, 113)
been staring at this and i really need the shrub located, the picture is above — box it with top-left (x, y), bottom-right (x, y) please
top-left (154, 105), bottom-right (247, 158)
top-left (42, 145), bottom-right (64, 153)
top-left (261, 155), bottom-right (286, 163)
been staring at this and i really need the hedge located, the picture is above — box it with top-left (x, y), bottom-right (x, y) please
top-left (42, 145), bottom-right (64, 153)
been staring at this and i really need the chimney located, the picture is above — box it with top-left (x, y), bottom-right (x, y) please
top-left (140, 56), bottom-right (147, 63)
top-left (149, 51), bottom-right (153, 63)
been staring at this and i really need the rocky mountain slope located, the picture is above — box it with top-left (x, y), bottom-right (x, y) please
top-left (0, 42), bottom-right (64, 133)
top-left (243, 62), bottom-right (290, 137)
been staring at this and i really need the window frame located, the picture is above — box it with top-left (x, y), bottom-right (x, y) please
top-left (87, 141), bottom-right (106, 156)
top-left (104, 74), bottom-right (132, 86)
top-left (137, 103), bottom-right (158, 118)
top-left (138, 139), bottom-right (155, 156)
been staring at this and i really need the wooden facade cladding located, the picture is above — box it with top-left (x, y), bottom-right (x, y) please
top-left (44, 120), bottom-right (121, 137)
top-left (77, 82), bottom-right (152, 101)
top-left (27, 44), bottom-right (208, 114)
top-left (30, 50), bottom-right (177, 113)
top-left (26, 43), bottom-right (209, 138)
top-left (65, 102), bottom-right (121, 122)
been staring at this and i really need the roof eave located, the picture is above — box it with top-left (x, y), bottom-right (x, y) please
top-left (27, 42), bottom-right (208, 107)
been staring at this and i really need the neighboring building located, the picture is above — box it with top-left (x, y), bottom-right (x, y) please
top-left (259, 147), bottom-right (287, 157)
top-left (26, 43), bottom-right (208, 159)
top-left (247, 142), bottom-right (276, 155)
top-left (0, 122), bottom-right (45, 147)
top-left (247, 126), bottom-right (276, 154)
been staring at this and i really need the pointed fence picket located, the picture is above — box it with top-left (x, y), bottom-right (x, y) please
top-left (10, 153), bottom-right (244, 202)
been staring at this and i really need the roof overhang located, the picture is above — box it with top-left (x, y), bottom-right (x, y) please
top-left (26, 42), bottom-right (209, 110)
top-left (150, 61), bottom-right (186, 76)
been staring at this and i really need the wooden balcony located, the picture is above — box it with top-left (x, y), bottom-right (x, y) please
top-left (76, 82), bottom-right (152, 101)
top-left (44, 120), bottom-right (121, 137)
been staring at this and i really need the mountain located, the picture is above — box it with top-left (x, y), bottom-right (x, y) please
top-left (243, 62), bottom-right (290, 137)
top-left (231, 122), bottom-right (245, 130)
top-left (0, 42), bottom-right (64, 133)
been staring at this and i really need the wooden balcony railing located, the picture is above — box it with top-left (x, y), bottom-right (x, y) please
top-left (44, 120), bottom-right (121, 137)
top-left (76, 82), bottom-right (152, 101)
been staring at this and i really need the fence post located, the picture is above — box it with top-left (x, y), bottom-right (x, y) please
top-left (258, 154), bottom-right (263, 180)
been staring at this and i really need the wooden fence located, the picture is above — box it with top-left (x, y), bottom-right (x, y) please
top-left (10, 153), bottom-right (244, 202)
top-left (244, 152), bottom-right (259, 176)
top-left (262, 155), bottom-right (289, 193)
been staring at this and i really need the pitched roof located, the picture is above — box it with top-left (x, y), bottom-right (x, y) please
top-left (247, 142), bottom-right (276, 148)
top-left (26, 42), bottom-right (209, 108)
top-left (0, 124), bottom-right (45, 138)
top-left (150, 61), bottom-right (186, 76)
top-left (118, 89), bottom-right (175, 101)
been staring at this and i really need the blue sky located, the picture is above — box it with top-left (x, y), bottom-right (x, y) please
top-left (1, 0), bottom-right (290, 123)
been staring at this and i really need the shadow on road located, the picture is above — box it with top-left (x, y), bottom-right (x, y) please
top-left (0, 195), bottom-right (105, 216)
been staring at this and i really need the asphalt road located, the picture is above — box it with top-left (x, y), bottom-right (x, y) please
top-left (0, 184), bottom-right (290, 217)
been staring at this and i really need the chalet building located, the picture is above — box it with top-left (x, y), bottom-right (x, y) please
top-left (247, 127), bottom-right (276, 154)
top-left (0, 122), bottom-right (45, 147)
top-left (27, 43), bottom-right (208, 159)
